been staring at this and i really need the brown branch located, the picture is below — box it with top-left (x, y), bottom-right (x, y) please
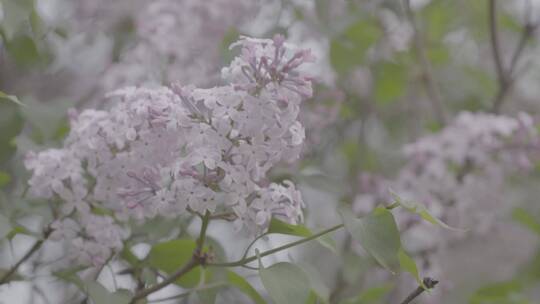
top-left (490, 0), bottom-right (537, 113)
top-left (398, 277), bottom-right (439, 304)
top-left (404, 0), bottom-right (448, 124)
top-left (129, 212), bottom-right (211, 303)
top-left (489, 0), bottom-right (506, 88)
top-left (129, 258), bottom-right (200, 304)
top-left (0, 226), bottom-right (52, 285)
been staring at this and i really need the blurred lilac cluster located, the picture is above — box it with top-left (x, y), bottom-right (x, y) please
top-left (353, 111), bottom-right (540, 281)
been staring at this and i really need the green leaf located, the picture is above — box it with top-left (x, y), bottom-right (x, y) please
top-left (0, 91), bottom-right (25, 107)
top-left (398, 248), bottom-right (424, 288)
top-left (426, 44), bottom-right (450, 65)
top-left (268, 218), bottom-right (312, 237)
top-left (0, 172), bottom-right (11, 188)
top-left (316, 232), bottom-right (338, 254)
top-left (260, 262), bottom-right (311, 304)
top-left (53, 266), bottom-right (88, 289)
top-left (85, 281), bottom-right (131, 304)
top-left (339, 207), bottom-right (401, 273)
top-left (299, 262), bottom-right (330, 303)
top-left (0, 213), bottom-right (12, 239)
top-left (5, 34), bottom-right (41, 66)
top-left (373, 62), bottom-right (407, 105)
top-left (6, 225), bottom-right (36, 240)
top-left (267, 218), bottom-right (337, 253)
top-left (340, 283), bottom-right (393, 304)
top-left (0, 102), bottom-right (24, 163)
top-left (330, 19), bottom-right (381, 74)
top-left (120, 246), bottom-right (141, 267)
top-left (470, 280), bottom-right (524, 304)
top-left (0, 0), bottom-right (34, 39)
top-left (227, 271), bottom-right (265, 304)
top-left (220, 27), bottom-right (240, 64)
top-left (421, 1), bottom-right (455, 41)
top-left (390, 191), bottom-right (465, 232)
top-left (512, 208), bottom-right (540, 237)
top-left (147, 239), bottom-right (203, 288)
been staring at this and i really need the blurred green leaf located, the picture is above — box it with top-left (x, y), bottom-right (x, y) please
top-left (85, 280), bottom-right (131, 304)
top-left (260, 262), bottom-right (311, 304)
top-left (470, 280), bottom-right (525, 304)
top-left (427, 45), bottom-right (450, 65)
top-left (0, 172), bottom-right (11, 188)
top-left (339, 207), bottom-right (401, 272)
top-left (53, 266), bottom-right (87, 289)
top-left (0, 213), bottom-right (11, 239)
top-left (5, 34), bottom-right (40, 66)
top-left (0, 103), bottom-right (24, 163)
top-left (227, 271), bottom-right (265, 304)
top-left (512, 207), bottom-right (540, 237)
top-left (267, 218), bottom-right (337, 253)
top-left (340, 283), bottom-right (393, 304)
top-left (147, 239), bottom-right (203, 288)
top-left (299, 262), bottom-right (330, 303)
top-left (421, 1), bottom-right (455, 41)
top-left (20, 98), bottom-right (72, 142)
top-left (0, 0), bottom-right (34, 39)
top-left (500, 13), bottom-right (522, 33)
top-left (373, 62), bottom-right (407, 105)
top-left (391, 191), bottom-right (465, 232)
top-left (268, 218), bottom-right (312, 237)
top-left (120, 246), bottom-right (141, 267)
top-left (6, 225), bottom-right (36, 240)
top-left (0, 91), bottom-right (26, 107)
top-left (398, 248), bottom-right (424, 288)
top-left (221, 27), bottom-right (240, 64)
top-left (330, 19), bottom-right (381, 74)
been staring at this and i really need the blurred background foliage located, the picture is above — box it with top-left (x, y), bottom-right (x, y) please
top-left (2, 0), bottom-right (540, 303)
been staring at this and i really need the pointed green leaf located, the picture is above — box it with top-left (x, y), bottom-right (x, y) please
top-left (260, 262), bottom-right (311, 304)
top-left (390, 191), bottom-right (465, 232)
top-left (0, 172), bottom-right (11, 188)
top-left (147, 239), bottom-right (203, 288)
top-left (340, 283), bottom-right (393, 304)
top-left (512, 208), bottom-right (540, 237)
top-left (299, 262), bottom-right (330, 303)
top-left (0, 213), bottom-right (11, 239)
top-left (227, 271), bottom-right (265, 304)
top-left (374, 62), bottom-right (407, 105)
top-left (267, 218), bottom-right (337, 253)
top-left (0, 91), bottom-right (25, 107)
top-left (339, 207), bottom-right (401, 272)
top-left (398, 248), bottom-right (424, 288)
top-left (268, 218), bottom-right (312, 237)
top-left (85, 281), bottom-right (131, 304)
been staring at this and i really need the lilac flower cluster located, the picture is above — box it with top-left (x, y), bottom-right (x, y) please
top-left (25, 36), bottom-right (315, 267)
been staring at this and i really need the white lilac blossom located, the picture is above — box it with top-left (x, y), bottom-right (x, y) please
top-left (25, 36), bottom-right (315, 267)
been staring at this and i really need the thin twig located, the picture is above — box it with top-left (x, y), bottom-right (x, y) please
top-left (208, 223), bottom-right (344, 268)
top-left (399, 277), bottom-right (439, 304)
top-left (129, 212), bottom-right (212, 303)
top-left (0, 226), bottom-right (52, 285)
top-left (403, 0), bottom-right (448, 124)
top-left (490, 0), bottom-right (537, 113)
top-left (489, 0), bottom-right (507, 87)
